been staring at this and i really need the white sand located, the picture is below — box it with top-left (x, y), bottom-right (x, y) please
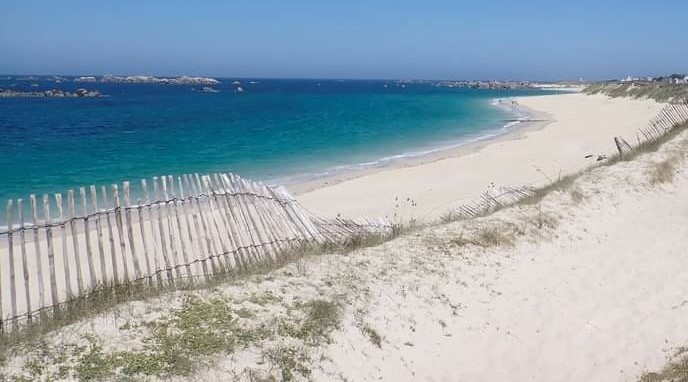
top-left (2, 94), bottom-right (686, 382)
top-left (3, 126), bottom-right (686, 381)
top-left (311, 128), bottom-right (688, 382)
top-left (292, 93), bottom-right (665, 221)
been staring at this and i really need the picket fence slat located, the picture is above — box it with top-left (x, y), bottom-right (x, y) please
top-left (0, 168), bottom-right (393, 332)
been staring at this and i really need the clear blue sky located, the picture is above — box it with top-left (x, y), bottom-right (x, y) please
top-left (1, 0), bottom-right (686, 80)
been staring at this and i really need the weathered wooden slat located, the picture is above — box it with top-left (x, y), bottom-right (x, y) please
top-left (243, 179), bottom-right (284, 255)
top-left (42, 195), bottom-right (59, 310)
top-left (55, 194), bottom-right (73, 299)
top-left (135, 197), bottom-right (153, 285)
top-left (194, 179), bottom-right (224, 274)
top-left (102, 186), bottom-right (119, 284)
top-left (182, 175), bottom-right (210, 278)
top-left (273, 186), bottom-right (323, 243)
top-left (122, 182), bottom-right (142, 281)
top-left (237, 178), bottom-right (280, 261)
top-left (206, 175), bottom-right (237, 269)
top-left (257, 182), bottom-right (293, 254)
top-left (90, 186), bottom-right (107, 284)
top-left (29, 195), bottom-right (46, 310)
top-left (218, 174), bottom-right (252, 267)
top-left (161, 176), bottom-right (183, 279)
top-left (17, 200), bottom-right (31, 322)
top-left (152, 178), bottom-right (175, 283)
top-left (211, 174), bottom-right (246, 269)
top-left (112, 185), bottom-right (130, 282)
top-left (231, 174), bottom-right (272, 260)
top-left (201, 176), bottom-right (231, 271)
top-left (80, 187), bottom-right (97, 289)
top-left (195, 173), bottom-right (226, 272)
top-left (6, 200), bottom-right (17, 326)
top-left (267, 185), bottom-right (316, 242)
top-left (222, 174), bottom-right (261, 263)
top-left (141, 179), bottom-right (164, 286)
top-left (259, 183), bottom-right (300, 246)
top-left (67, 190), bottom-right (84, 294)
top-left (257, 182), bottom-right (297, 250)
top-left (166, 177), bottom-right (193, 278)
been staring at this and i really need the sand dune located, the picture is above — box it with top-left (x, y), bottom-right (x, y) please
top-left (1, 100), bottom-right (686, 381)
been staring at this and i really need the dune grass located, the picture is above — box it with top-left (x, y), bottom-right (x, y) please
top-left (584, 82), bottom-right (688, 102)
top-left (640, 347), bottom-right (688, 382)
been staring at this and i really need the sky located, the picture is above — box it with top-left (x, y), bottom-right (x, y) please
top-left (1, 0), bottom-right (687, 81)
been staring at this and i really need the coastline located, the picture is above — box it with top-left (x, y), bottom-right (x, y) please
top-left (287, 98), bottom-right (553, 195)
top-left (291, 93), bottom-right (666, 221)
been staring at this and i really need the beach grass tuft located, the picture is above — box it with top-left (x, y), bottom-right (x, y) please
top-left (474, 226), bottom-right (513, 247)
top-left (647, 156), bottom-right (680, 185)
top-left (361, 324), bottom-right (383, 348)
top-left (584, 82), bottom-right (688, 102)
top-left (639, 347), bottom-right (688, 382)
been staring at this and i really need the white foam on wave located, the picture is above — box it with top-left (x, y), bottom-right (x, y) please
top-left (270, 98), bottom-right (533, 186)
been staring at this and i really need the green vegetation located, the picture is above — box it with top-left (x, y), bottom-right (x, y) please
top-left (265, 345), bottom-right (313, 381)
top-left (278, 299), bottom-right (342, 346)
top-left (4, 295), bottom-right (344, 381)
top-left (0, 230), bottom-right (396, 357)
top-left (584, 82), bottom-right (688, 102)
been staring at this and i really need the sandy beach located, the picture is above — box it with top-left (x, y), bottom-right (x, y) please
top-left (4, 114), bottom-right (685, 381)
top-left (292, 93), bottom-right (665, 221)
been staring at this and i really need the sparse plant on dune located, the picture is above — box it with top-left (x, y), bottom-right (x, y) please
top-left (647, 155), bottom-right (681, 185)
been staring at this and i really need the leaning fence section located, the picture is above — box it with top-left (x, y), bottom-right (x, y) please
top-left (614, 100), bottom-right (688, 158)
top-left (445, 99), bottom-right (688, 221)
top-left (0, 173), bottom-right (390, 332)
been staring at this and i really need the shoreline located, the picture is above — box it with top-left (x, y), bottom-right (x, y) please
top-left (287, 98), bottom-right (554, 195)
top-left (292, 93), bottom-right (666, 221)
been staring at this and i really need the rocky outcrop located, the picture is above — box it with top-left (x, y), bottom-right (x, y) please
top-left (75, 75), bottom-right (220, 85)
top-left (0, 88), bottom-right (102, 98)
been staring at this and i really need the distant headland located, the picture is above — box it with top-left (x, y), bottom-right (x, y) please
top-left (74, 75), bottom-right (220, 85)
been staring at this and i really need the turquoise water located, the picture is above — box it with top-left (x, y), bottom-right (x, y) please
top-left (0, 77), bottom-right (552, 205)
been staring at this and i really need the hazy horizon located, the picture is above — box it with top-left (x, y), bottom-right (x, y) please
top-left (1, 1), bottom-right (687, 81)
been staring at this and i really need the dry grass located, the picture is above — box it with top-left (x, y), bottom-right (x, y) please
top-left (445, 226), bottom-right (513, 249)
top-left (584, 82), bottom-right (688, 102)
top-left (569, 188), bottom-right (586, 203)
top-left (640, 347), bottom-right (688, 382)
top-left (0, 230), bottom-right (398, 356)
top-left (647, 156), bottom-right (680, 185)
top-left (473, 226), bottom-right (514, 247)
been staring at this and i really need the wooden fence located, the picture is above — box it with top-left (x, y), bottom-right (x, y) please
top-left (0, 173), bottom-right (390, 332)
top-left (446, 99), bottom-right (688, 220)
top-left (615, 100), bottom-right (688, 158)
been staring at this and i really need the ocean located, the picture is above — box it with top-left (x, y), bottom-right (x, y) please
top-left (0, 77), bottom-right (553, 205)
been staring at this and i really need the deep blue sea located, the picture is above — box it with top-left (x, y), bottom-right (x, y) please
top-left (0, 77), bottom-right (553, 205)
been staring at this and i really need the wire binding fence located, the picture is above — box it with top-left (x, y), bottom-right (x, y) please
top-left (0, 172), bottom-right (391, 332)
top-left (444, 99), bottom-right (688, 220)
top-left (616, 100), bottom-right (688, 156)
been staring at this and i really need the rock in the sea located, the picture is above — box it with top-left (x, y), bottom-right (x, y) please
top-left (0, 88), bottom-right (102, 98)
top-left (78, 75), bottom-right (220, 85)
top-left (74, 76), bottom-right (97, 82)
